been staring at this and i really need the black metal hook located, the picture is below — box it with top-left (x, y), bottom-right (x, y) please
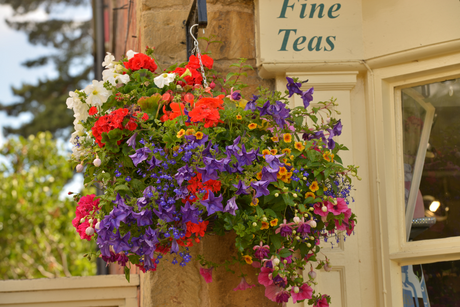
top-left (185, 0), bottom-right (207, 59)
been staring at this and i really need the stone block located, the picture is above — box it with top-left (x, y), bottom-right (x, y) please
top-left (142, 0), bottom-right (191, 10)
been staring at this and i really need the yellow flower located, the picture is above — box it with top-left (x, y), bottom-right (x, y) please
top-left (281, 148), bottom-right (291, 155)
top-left (262, 149), bottom-right (271, 158)
top-left (271, 136), bottom-right (279, 142)
top-left (243, 255), bottom-right (253, 264)
top-left (261, 221), bottom-right (269, 230)
top-left (195, 131), bottom-right (204, 140)
top-left (248, 123), bottom-right (257, 130)
top-left (270, 219), bottom-right (278, 227)
top-left (294, 142), bottom-right (305, 151)
top-left (323, 151), bottom-right (334, 162)
top-left (177, 129), bottom-right (185, 138)
top-left (185, 128), bottom-right (196, 136)
top-left (270, 149), bottom-right (278, 155)
top-left (236, 115), bottom-right (242, 120)
top-left (290, 155), bottom-right (294, 160)
top-left (282, 158), bottom-right (291, 166)
top-left (278, 167), bottom-right (287, 176)
top-left (286, 172), bottom-right (293, 179)
top-left (310, 181), bottom-right (319, 192)
top-left (250, 198), bottom-right (259, 206)
top-left (305, 192), bottom-right (315, 199)
top-left (256, 171), bottom-right (262, 180)
top-left (173, 145), bottom-right (180, 152)
top-left (283, 133), bottom-right (292, 143)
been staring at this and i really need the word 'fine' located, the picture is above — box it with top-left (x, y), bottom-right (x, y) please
top-left (277, 0), bottom-right (341, 52)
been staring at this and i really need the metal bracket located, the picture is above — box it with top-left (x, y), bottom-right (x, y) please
top-left (185, 0), bottom-right (207, 59)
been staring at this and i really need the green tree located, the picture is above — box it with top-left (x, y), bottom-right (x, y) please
top-left (0, 0), bottom-right (93, 138)
top-left (0, 132), bottom-right (95, 279)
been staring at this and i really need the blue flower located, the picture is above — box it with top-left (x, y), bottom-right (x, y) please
top-left (250, 180), bottom-right (271, 198)
top-left (286, 76), bottom-right (302, 97)
top-left (200, 190), bottom-right (224, 216)
top-left (233, 180), bottom-right (250, 195)
top-left (223, 197), bottom-right (238, 215)
top-left (126, 132), bottom-right (138, 149)
top-left (301, 87), bottom-right (314, 108)
top-left (129, 147), bottom-right (152, 167)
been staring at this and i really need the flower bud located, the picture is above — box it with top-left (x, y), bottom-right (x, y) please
top-left (324, 263), bottom-right (332, 272)
top-left (293, 216), bottom-right (300, 224)
top-left (308, 271), bottom-right (316, 279)
top-left (296, 236), bottom-right (301, 240)
top-left (303, 176), bottom-right (307, 180)
top-left (321, 206), bottom-right (328, 212)
top-left (283, 259), bottom-right (287, 264)
top-left (307, 243), bottom-right (312, 248)
top-left (209, 81), bottom-right (216, 89)
top-left (293, 286), bottom-right (300, 293)
top-left (273, 258), bottom-right (280, 265)
top-left (95, 222), bottom-right (101, 230)
top-left (292, 230), bottom-right (297, 235)
top-left (93, 158), bottom-right (101, 167)
top-left (252, 222), bottom-right (257, 227)
top-left (88, 218), bottom-right (93, 224)
top-left (275, 193), bottom-right (279, 197)
top-left (310, 220), bottom-right (317, 228)
top-left (80, 217), bottom-right (85, 223)
top-left (262, 216), bottom-right (268, 222)
top-left (85, 227), bottom-right (95, 236)
top-left (76, 163), bottom-right (84, 173)
top-left (293, 193), bottom-right (298, 198)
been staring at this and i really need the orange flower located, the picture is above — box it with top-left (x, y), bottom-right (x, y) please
top-left (194, 96), bottom-right (224, 109)
top-left (294, 142), bottom-right (305, 151)
top-left (250, 198), bottom-right (259, 206)
top-left (261, 221), bottom-right (269, 230)
top-left (262, 149), bottom-right (271, 158)
top-left (256, 171), bottom-right (262, 180)
top-left (248, 123), bottom-right (257, 130)
top-left (236, 115), bottom-right (242, 120)
top-left (271, 136), bottom-right (279, 142)
top-left (310, 181), bottom-right (319, 192)
top-left (323, 151), bottom-right (334, 162)
top-left (270, 149), bottom-right (278, 155)
top-left (305, 192), bottom-right (315, 199)
top-left (283, 133), bottom-right (292, 143)
top-left (278, 167), bottom-right (287, 176)
top-left (195, 131), bottom-right (204, 140)
top-left (270, 219), bottom-right (278, 227)
top-left (243, 255), bottom-right (253, 264)
top-left (185, 128), bottom-right (196, 135)
top-left (176, 129), bottom-right (185, 138)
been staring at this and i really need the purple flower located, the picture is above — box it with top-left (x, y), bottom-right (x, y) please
top-left (261, 166), bottom-right (279, 183)
top-left (253, 242), bottom-right (270, 260)
top-left (200, 190), bottom-right (224, 216)
top-left (147, 155), bottom-right (161, 169)
top-left (181, 201), bottom-right (200, 224)
top-left (264, 154), bottom-right (285, 170)
top-left (236, 144), bottom-right (258, 166)
top-left (111, 230), bottom-right (131, 254)
top-left (231, 90), bottom-right (241, 101)
top-left (286, 76), bottom-right (302, 97)
top-left (226, 136), bottom-right (241, 157)
top-left (301, 87), bottom-right (314, 108)
top-left (196, 166), bottom-right (219, 182)
top-left (143, 186), bottom-right (156, 198)
top-left (269, 100), bottom-right (291, 128)
top-left (275, 290), bottom-right (290, 303)
top-left (250, 181), bottom-right (271, 198)
top-left (132, 209), bottom-right (153, 226)
top-left (333, 119), bottom-right (342, 136)
top-left (244, 95), bottom-right (259, 111)
top-left (233, 180), bottom-right (250, 195)
top-left (129, 147), bottom-right (152, 166)
top-left (175, 165), bottom-right (195, 186)
top-left (257, 100), bottom-right (271, 117)
top-left (127, 132), bottom-right (138, 149)
top-left (185, 133), bottom-right (208, 146)
top-left (203, 156), bottom-right (230, 172)
top-left (275, 219), bottom-right (294, 237)
top-left (223, 197), bottom-right (238, 215)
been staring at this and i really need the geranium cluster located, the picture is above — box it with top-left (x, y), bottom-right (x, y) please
top-left (67, 48), bottom-right (359, 306)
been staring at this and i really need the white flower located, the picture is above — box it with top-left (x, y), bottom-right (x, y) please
top-left (154, 73), bottom-right (176, 88)
top-left (102, 68), bottom-right (130, 86)
top-left (84, 80), bottom-right (111, 107)
top-left (73, 103), bottom-right (89, 122)
top-left (102, 52), bottom-right (115, 68)
top-left (66, 91), bottom-right (80, 109)
top-left (126, 50), bottom-right (138, 60)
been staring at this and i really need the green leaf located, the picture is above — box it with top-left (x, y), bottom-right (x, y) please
top-left (270, 235), bottom-right (282, 250)
top-left (256, 206), bottom-right (264, 217)
top-left (279, 248), bottom-right (292, 258)
top-left (124, 266), bottom-right (130, 282)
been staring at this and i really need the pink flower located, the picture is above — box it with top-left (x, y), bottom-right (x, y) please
top-left (291, 283), bottom-right (313, 303)
top-left (253, 241), bottom-right (270, 260)
top-left (233, 277), bottom-right (256, 291)
top-left (313, 203), bottom-right (329, 217)
top-left (327, 198), bottom-right (349, 216)
top-left (251, 261), bottom-right (261, 268)
top-left (258, 266), bottom-right (274, 287)
top-left (347, 220), bottom-right (356, 236)
top-left (315, 295), bottom-right (330, 307)
top-left (264, 284), bottom-right (282, 302)
top-left (199, 267), bottom-right (213, 283)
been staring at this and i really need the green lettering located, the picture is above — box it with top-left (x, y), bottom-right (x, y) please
top-left (278, 29), bottom-right (297, 51)
top-left (327, 3), bottom-right (341, 18)
top-left (278, 0), bottom-right (296, 18)
top-left (324, 36), bottom-right (336, 51)
top-left (309, 4), bottom-right (325, 18)
top-left (293, 36), bottom-right (307, 51)
top-left (299, 3), bottom-right (308, 18)
top-left (308, 36), bottom-right (323, 51)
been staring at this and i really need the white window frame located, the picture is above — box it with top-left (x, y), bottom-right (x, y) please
top-left (368, 52), bottom-right (460, 307)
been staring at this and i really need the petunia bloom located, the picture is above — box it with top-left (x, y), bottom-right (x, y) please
top-left (291, 283), bottom-right (313, 303)
top-left (233, 277), bottom-right (256, 291)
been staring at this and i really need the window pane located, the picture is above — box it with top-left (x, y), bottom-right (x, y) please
top-left (402, 78), bottom-right (460, 241)
top-left (402, 260), bottom-right (460, 307)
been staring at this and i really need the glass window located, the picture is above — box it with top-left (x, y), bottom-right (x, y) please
top-left (402, 78), bottom-right (460, 241)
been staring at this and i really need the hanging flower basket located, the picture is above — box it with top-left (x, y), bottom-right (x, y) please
top-left (67, 46), bottom-right (359, 306)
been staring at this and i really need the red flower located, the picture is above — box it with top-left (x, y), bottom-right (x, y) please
top-left (187, 54), bottom-right (214, 70)
top-left (188, 104), bottom-right (222, 128)
top-left (141, 113), bottom-right (149, 121)
top-left (125, 119), bottom-right (138, 131)
top-left (88, 106), bottom-right (98, 116)
top-left (92, 108), bottom-right (129, 147)
top-left (124, 53), bottom-right (157, 72)
top-left (172, 67), bottom-right (203, 86)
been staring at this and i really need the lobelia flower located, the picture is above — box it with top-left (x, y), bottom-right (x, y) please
top-left (291, 283), bottom-right (313, 304)
top-left (286, 76), bottom-right (302, 97)
top-left (223, 197), bottom-right (238, 215)
top-left (154, 73), bottom-right (176, 88)
top-left (84, 80), bottom-right (112, 107)
top-left (199, 267), bottom-right (213, 283)
top-left (301, 87), bottom-right (314, 108)
top-left (233, 277), bottom-right (256, 291)
top-left (200, 190), bottom-right (224, 215)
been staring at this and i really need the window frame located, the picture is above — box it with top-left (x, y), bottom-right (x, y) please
top-left (367, 52), bottom-right (460, 307)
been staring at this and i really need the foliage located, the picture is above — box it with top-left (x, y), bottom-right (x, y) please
top-left (67, 49), bottom-right (359, 305)
top-left (0, 132), bottom-right (95, 279)
top-left (0, 0), bottom-right (92, 138)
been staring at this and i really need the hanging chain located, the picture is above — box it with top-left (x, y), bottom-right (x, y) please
top-left (190, 24), bottom-right (208, 88)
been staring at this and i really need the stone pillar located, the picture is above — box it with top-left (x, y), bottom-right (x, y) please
top-left (136, 1), bottom-right (276, 306)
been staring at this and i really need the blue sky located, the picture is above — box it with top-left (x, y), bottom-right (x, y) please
top-left (0, 4), bottom-right (92, 145)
